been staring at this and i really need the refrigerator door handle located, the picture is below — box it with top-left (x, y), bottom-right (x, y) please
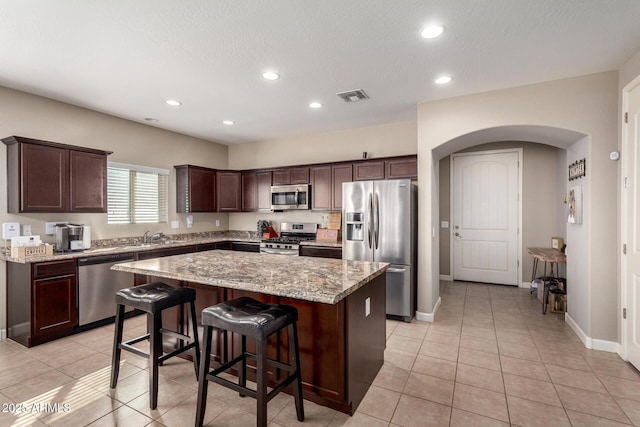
top-left (368, 193), bottom-right (373, 248)
top-left (388, 267), bottom-right (407, 273)
top-left (374, 193), bottom-right (380, 249)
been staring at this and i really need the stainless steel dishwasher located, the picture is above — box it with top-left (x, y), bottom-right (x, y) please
top-left (77, 252), bottom-right (135, 326)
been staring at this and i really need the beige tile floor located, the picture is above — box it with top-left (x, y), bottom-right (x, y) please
top-left (1, 281), bottom-right (640, 426)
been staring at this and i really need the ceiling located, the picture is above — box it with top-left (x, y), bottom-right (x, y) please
top-left (2, 1), bottom-right (640, 146)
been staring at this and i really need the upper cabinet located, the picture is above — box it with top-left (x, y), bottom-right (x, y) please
top-left (256, 171), bottom-right (273, 211)
top-left (385, 156), bottom-right (417, 179)
top-left (272, 167), bottom-right (310, 185)
top-left (175, 165), bottom-right (216, 213)
top-left (216, 171), bottom-right (242, 212)
top-left (2, 136), bottom-right (111, 213)
top-left (353, 161), bottom-right (385, 181)
top-left (241, 172), bottom-right (257, 212)
top-left (310, 164), bottom-right (352, 211)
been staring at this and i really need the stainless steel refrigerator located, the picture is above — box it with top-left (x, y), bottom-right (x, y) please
top-left (343, 179), bottom-right (417, 322)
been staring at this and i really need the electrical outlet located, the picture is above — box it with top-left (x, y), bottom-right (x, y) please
top-left (46, 221), bottom-right (67, 235)
top-left (22, 225), bottom-right (32, 236)
top-left (171, 220), bottom-right (179, 229)
top-left (215, 219), bottom-right (220, 227)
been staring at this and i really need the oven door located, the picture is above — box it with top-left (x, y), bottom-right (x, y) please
top-left (271, 184), bottom-right (310, 210)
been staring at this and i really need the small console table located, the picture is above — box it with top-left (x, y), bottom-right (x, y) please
top-left (527, 247), bottom-right (566, 281)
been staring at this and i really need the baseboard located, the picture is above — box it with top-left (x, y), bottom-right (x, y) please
top-left (439, 274), bottom-right (452, 281)
top-left (416, 297), bottom-right (441, 322)
top-left (0, 329), bottom-right (6, 340)
top-left (565, 313), bottom-right (618, 353)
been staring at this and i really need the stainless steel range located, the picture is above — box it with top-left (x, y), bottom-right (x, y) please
top-left (260, 222), bottom-right (317, 255)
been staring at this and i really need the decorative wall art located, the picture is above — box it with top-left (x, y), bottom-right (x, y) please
top-left (568, 185), bottom-right (583, 224)
top-left (568, 158), bottom-right (586, 180)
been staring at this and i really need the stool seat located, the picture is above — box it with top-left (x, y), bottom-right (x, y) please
top-left (116, 282), bottom-right (195, 313)
top-left (202, 296), bottom-right (298, 340)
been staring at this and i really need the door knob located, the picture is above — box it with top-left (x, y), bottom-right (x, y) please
top-left (454, 225), bottom-right (459, 229)
top-left (455, 232), bottom-right (460, 237)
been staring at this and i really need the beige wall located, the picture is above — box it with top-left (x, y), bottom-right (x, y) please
top-left (418, 71), bottom-right (619, 343)
top-left (439, 142), bottom-right (564, 284)
top-left (0, 86), bottom-right (229, 333)
top-left (228, 121), bottom-right (417, 170)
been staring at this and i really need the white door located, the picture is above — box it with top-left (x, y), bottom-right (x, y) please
top-left (624, 82), bottom-right (640, 370)
top-left (452, 150), bottom-right (520, 285)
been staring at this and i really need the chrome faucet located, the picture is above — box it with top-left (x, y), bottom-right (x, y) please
top-left (143, 230), bottom-right (165, 243)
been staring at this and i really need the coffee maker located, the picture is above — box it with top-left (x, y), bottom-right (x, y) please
top-left (55, 224), bottom-right (85, 252)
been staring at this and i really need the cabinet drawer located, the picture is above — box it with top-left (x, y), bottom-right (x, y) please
top-left (33, 260), bottom-right (77, 279)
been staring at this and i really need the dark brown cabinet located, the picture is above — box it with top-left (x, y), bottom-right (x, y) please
top-left (175, 165), bottom-right (216, 213)
top-left (257, 170), bottom-right (272, 211)
top-left (272, 167), bottom-right (310, 185)
top-left (241, 172), bottom-right (257, 211)
top-left (353, 161), bottom-right (385, 181)
top-left (385, 156), bottom-right (417, 179)
top-left (310, 166), bottom-right (332, 210)
top-left (2, 136), bottom-right (110, 213)
top-left (70, 150), bottom-right (108, 212)
top-left (216, 171), bottom-right (242, 212)
top-left (299, 245), bottom-right (342, 259)
top-left (6, 259), bottom-right (78, 347)
top-left (332, 164), bottom-right (353, 211)
top-left (311, 164), bottom-right (352, 211)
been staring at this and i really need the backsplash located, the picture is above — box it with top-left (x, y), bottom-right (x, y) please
top-left (90, 230), bottom-right (259, 248)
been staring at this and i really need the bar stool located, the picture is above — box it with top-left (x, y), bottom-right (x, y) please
top-left (195, 297), bottom-right (304, 427)
top-left (110, 282), bottom-right (200, 409)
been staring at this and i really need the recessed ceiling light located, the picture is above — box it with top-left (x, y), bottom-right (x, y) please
top-left (166, 99), bottom-right (182, 106)
top-left (309, 102), bottom-right (323, 109)
top-left (222, 120), bottom-right (235, 125)
top-left (262, 71), bottom-right (280, 81)
top-left (144, 117), bottom-right (158, 122)
top-left (421, 25), bottom-right (445, 39)
top-left (435, 76), bottom-right (452, 85)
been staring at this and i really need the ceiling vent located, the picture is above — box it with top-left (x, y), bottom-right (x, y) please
top-left (336, 89), bottom-right (369, 103)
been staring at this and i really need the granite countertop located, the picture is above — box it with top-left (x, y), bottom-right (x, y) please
top-left (0, 231), bottom-right (260, 264)
top-left (111, 250), bottom-right (388, 304)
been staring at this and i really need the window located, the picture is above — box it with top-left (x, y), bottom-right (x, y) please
top-left (107, 162), bottom-right (169, 224)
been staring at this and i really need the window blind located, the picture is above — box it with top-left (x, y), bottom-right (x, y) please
top-left (107, 163), bottom-right (168, 224)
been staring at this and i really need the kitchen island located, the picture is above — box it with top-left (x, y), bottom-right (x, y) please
top-left (112, 250), bottom-right (389, 414)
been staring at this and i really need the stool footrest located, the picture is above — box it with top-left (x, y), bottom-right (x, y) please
top-left (124, 333), bottom-right (151, 346)
top-left (159, 328), bottom-right (191, 342)
top-left (119, 342), bottom-right (150, 359)
top-left (158, 342), bottom-right (197, 363)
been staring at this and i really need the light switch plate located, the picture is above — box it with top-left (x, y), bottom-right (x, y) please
top-left (441, 221), bottom-right (449, 229)
top-left (2, 222), bottom-right (20, 240)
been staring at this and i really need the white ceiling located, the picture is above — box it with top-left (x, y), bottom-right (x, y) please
top-left (1, 0), bottom-right (640, 145)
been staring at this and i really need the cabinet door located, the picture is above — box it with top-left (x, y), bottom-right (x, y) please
top-left (311, 166), bottom-right (332, 210)
top-left (70, 151), bottom-right (108, 212)
top-left (385, 157), bottom-right (417, 179)
top-left (353, 161), bottom-right (385, 181)
top-left (272, 169), bottom-right (291, 185)
top-left (332, 164), bottom-right (353, 211)
top-left (257, 171), bottom-right (272, 211)
top-left (20, 143), bottom-right (69, 212)
top-left (176, 166), bottom-right (216, 212)
top-left (290, 167), bottom-right (310, 184)
top-left (32, 274), bottom-right (77, 339)
top-left (241, 172), bottom-right (257, 212)
top-left (217, 171), bottom-right (242, 212)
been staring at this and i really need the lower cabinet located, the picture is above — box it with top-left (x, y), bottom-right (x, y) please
top-left (299, 245), bottom-right (342, 259)
top-left (7, 259), bottom-right (78, 347)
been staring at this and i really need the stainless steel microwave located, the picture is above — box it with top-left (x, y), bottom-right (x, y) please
top-left (270, 184), bottom-right (310, 210)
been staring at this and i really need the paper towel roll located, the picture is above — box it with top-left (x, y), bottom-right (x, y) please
top-left (83, 226), bottom-right (91, 249)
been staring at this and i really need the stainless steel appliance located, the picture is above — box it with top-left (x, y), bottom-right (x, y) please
top-left (260, 222), bottom-right (317, 255)
top-left (270, 184), bottom-right (310, 210)
top-left (55, 223), bottom-right (85, 252)
top-left (343, 179), bottom-right (417, 322)
top-left (77, 252), bottom-right (135, 326)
